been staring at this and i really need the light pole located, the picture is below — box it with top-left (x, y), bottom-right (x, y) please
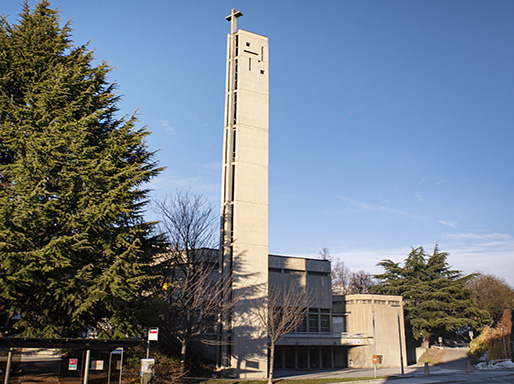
top-left (372, 298), bottom-right (377, 378)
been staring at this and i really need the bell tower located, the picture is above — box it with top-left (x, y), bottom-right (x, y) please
top-left (219, 9), bottom-right (270, 378)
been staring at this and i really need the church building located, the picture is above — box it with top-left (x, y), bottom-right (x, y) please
top-left (217, 10), bottom-right (406, 378)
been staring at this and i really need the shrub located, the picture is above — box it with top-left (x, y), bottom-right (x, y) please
top-left (469, 310), bottom-right (512, 364)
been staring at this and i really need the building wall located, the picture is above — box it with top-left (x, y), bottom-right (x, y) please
top-left (342, 294), bottom-right (407, 369)
top-left (269, 255), bottom-right (331, 309)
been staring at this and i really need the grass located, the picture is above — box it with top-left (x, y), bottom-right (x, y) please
top-left (186, 378), bottom-right (389, 384)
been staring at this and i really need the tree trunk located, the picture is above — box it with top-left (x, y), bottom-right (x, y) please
top-left (180, 341), bottom-right (187, 375)
top-left (268, 343), bottom-right (275, 384)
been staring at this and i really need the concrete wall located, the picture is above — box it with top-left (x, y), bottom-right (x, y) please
top-left (269, 255), bottom-right (331, 309)
top-left (220, 28), bottom-right (269, 378)
top-left (342, 294), bottom-right (407, 369)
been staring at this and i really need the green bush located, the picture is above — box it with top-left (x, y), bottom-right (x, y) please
top-left (121, 347), bottom-right (183, 384)
top-left (469, 327), bottom-right (489, 363)
top-left (470, 310), bottom-right (512, 364)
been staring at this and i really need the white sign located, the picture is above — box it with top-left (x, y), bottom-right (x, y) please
top-left (91, 360), bottom-right (104, 370)
top-left (148, 327), bottom-right (159, 341)
top-left (141, 358), bottom-right (155, 375)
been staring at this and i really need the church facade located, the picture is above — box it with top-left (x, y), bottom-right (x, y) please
top-left (269, 255), bottom-right (407, 371)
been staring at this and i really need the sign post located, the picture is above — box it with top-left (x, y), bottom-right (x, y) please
top-left (146, 328), bottom-right (158, 359)
top-left (107, 348), bottom-right (124, 384)
top-left (141, 327), bottom-right (159, 383)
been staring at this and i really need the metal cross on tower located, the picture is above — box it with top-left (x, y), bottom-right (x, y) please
top-left (225, 9), bottom-right (243, 34)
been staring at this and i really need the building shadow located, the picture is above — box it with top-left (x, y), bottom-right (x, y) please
top-left (274, 347), bottom-right (473, 381)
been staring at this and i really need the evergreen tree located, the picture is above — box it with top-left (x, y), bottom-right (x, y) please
top-left (0, 1), bottom-right (163, 337)
top-left (372, 246), bottom-right (488, 345)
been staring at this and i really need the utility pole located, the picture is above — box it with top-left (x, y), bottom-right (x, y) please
top-left (372, 298), bottom-right (377, 378)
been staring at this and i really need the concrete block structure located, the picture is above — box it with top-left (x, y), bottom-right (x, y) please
top-left (333, 294), bottom-right (407, 369)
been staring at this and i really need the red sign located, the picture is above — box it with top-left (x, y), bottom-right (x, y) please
top-left (69, 358), bottom-right (78, 370)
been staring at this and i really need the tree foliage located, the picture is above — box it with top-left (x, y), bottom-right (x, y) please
top-left (467, 273), bottom-right (514, 322)
top-left (470, 310), bottom-right (513, 363)
top-left (372, 246), bottom-right (489, 344)
top-left (0, 1), bottom-right (162, 337)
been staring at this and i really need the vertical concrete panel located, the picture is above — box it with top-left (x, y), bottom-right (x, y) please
top-left (345, 295), bottom-right (407, 369)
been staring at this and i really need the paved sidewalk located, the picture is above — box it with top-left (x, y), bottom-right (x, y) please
top-left (274, 347), bottom-right (514, 383)
top-left (276, 365), bottom-right (514, 384)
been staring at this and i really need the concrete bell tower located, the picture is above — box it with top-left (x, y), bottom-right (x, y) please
top-left (219, 9), bottom-right (270, 378)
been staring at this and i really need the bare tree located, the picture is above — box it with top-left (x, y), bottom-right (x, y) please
top-left (467, 273), bottom-right (514, 321)
top-left (331, 259), bottom-right (353, 295)
top-left (349, 270), bottom-right (376, 294)
top-left (319, 247), bottom-right (332, 261)
top-left (155, 190), bottom-right (233, 374)
top-left (330, 255), bottom-right (375, 295)
top-left (155, 190), bottom-right (217, 268)
top-left (254, 284), bottom-right (313, 384)
top-left (161, 261), bottom-right (233, 374)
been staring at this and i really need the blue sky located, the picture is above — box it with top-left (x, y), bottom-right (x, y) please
top-left (4, 1), bottom-right (514, 285)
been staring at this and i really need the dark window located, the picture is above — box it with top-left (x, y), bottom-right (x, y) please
top-left (296, 317), bottom-right (307, 333)
top-left (297, 347), bottom-right (308, 368)
top-left (320, 315), bottom-right (330, 333)
top-left (307, 271), bottom-right (329, 277)
top-left (283, 346), bottom-right (295, 368)
top-left (284, 269), bottom-right (304, 275)
top-left (308, 314), bottom-right (318, 333)
top-left (309, 347), bottom-right (319, 368)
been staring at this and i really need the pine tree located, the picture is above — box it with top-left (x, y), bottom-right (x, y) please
top-left (372, 246), bottom-right (489, 345)
top-left (0, 1), bottom-right (163, 337)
